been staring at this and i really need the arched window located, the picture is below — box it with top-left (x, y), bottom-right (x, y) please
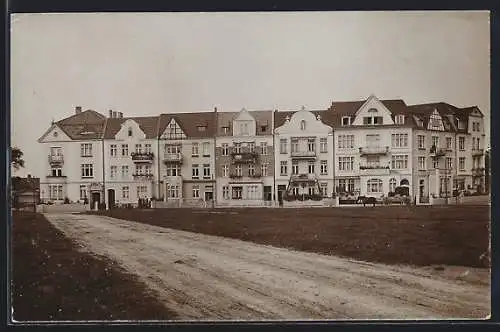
top-left (128, 127), bottom-right (133, 137)
top-left (300, 120), bottom-right (306, 131)
top-left (367, 179), bottom-right (383, 193)
top-left (389, 178), bottom-right (397, 192)
top-left (400, 178), bottom-right (409, 186)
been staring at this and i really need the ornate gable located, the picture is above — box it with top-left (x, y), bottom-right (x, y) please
top-left (351, 95), bottom-right (395, 126)
top-left (161, 118), bottom-right (187, 140)
top-left (427, 109), bottom-right (445, 131)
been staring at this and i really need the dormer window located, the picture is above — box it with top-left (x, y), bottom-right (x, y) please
top-left (128, 128), bottom-right (132, 137)
top-left (197, 125), bottom-right (207, 132)
top-left (341, 116), bottom-right (351, 126)
top-left (222, 126), bottom-right (230, 134)
top-left (417, 118), bottom-right (424, 127)
top-left (457, 120), bottom-right (465, 130)
top-left (363, 116), bottom-right (383, 125)
top-left (395, 114), bottom-right (405, 125)
top-left (261, 125), bottom-right (267, 132)
top-left (300, 120), bottom-right (306, 131)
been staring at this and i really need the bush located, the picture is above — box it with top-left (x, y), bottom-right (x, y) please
top-left (64, 197), bottom-right (70, 204)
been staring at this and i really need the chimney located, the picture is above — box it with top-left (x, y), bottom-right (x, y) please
top-left (119, 112), bottom-right (123, 118)
top-left (109, 110), bottom-right (113, 118)
top-left (27, 174), bottom-right (31, 179)
top-left (214, 107), bottom-right (218, 113)
top-left (112, 111), bottom-right (117, 118)
top-left (75, 106), bottom-right (82, 114)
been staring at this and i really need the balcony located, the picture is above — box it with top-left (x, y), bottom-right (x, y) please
top-left (229, 172), bottom-right (243, 179)
top-left (359, 146), bottom-right (389, 156)
top-left (131, 152), bottom-right (154, 163)
top-left (132, 173), bottom-right (154, 181)
top-left (359, 165), bottom-right (390, 176)
top-left (231, 152), bottom-right (258, 164)
top-left (48, 154), bottom-right (64, 165)
top-left (472, 149), bottom-right (484, 157)
top-left (430, 145), bottom-right (446, 158)
top-left (472, 167), bottom-right (485, 177)
top-left (289, 173), bottom-right (317, 185)
top-left (163, 153), bottom-right (183, 164)
top-left (290, 150), bottom-right (317, 160)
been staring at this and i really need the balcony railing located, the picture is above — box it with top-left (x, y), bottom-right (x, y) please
top-left (472, 149), bottom-right (484, 156)
top-left (132, 173), bottom-right (154, 180)
top-left (48, 154), bottom-right (64, 164)
top-left (359, 146), bottom-right (389, 156)
top-left (131, 152), bottom-right (154, 162)
top-left (163, 153), bottom-right (183, 164)
top-left (290, 173), bottom-right (317, 183)
top-left (231, 152), bottom-right (258, 164)
top-left (472, 167), bottom-right (485, 176)
top-left (290, 150), bottom-right (317, 159)
top-left (229, 173), bottom-right (243, 179)
top-left (359, 165), bottom-right (390, 176)
top-left (430, 145), bottom-right (446, 158)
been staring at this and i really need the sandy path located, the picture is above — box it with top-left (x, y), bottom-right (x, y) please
top-left (44, 213), bottom-right (490, 321)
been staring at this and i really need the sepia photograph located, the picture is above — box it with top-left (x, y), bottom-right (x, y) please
top-left (9, 10), bottom-right (491, 322)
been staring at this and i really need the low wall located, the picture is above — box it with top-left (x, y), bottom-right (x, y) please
top-left (37, 203), bottom-right (92, 213)
top-left (282, 199), bottom-right (334, 208)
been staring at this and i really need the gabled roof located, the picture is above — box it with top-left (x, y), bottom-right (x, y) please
top-left (407, 102), bottom-right (469, 133)
top-left (217, 109), bottom-right (273, 136)
top-left (103, 116), bottom-right (160, 139)
top-left (158, 111), bottom-right (216, 139)
top-left (55, 109), bottom-right (107, 140)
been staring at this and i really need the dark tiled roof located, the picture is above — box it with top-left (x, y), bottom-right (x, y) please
top-left (104, 116), bottom-right (160, 139)
top-left (56, 110), bottom-right (106, 140)
top-left (217, 110), bottom-right (273, 136)
top-left (158, 111), bottom-right (216, 139)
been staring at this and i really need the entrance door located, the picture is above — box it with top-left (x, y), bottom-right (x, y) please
top-left (91, 192), bottom-right (100, 209)
top-left (277, 185), bottom-right (286, 203)
top-left (204, 191), bottom-right (213, 201)
top-left (107, 189), bottom-right (115, 209)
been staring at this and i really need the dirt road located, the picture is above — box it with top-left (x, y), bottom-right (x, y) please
top-left (44, 213), bottom-right (490, 320)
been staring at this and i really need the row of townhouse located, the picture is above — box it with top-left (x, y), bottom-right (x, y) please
top-left (38, 95), bottom-right (487, 207)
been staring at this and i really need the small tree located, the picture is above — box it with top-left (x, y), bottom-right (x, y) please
top-left (11, 147), bottom-right (25, 171)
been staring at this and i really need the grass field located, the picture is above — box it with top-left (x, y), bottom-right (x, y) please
top-left (93, 205), bottom-right (490, 268)
top-left (11, 211), bottom-right (177, 321)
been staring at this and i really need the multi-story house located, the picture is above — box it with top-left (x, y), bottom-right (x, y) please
top-left (38, 106), bottom-right (107, 206)
top-left (326, 96), bottom-right (413, 198)
top-left (102, 111), bottom-right (160, 207)
top-left (157, 111), bottom-right (216, 206)
top-left (215, 108), bottom-right (274, 206)
top-left (274, 106), bottom-right (334, 203)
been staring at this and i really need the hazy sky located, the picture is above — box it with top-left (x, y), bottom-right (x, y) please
top-left (11, 11), bottom-right (490, 177)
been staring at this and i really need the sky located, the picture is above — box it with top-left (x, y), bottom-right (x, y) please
top-left (10, 11), bottom-right (490, 178)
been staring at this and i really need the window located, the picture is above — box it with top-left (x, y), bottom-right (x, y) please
top-left (79, 185), bottom-right (87, 200)
top-left (308, 187), bottom-right (315, 195)
top-left (128, 128), bottom-right (133, 137)
top-left (235, 165), bottom-right (242, 177)
top-left (240, 123), bottom-right (249, 135)
top-left (280, 161), bottom-right (288, 176)
top-left (110, 166), bottom-right (117, 179)
top-left (49, 184), bottom-right (64, 200)
top-left (164, 144), bottom-right (181, 156)
top-left (320, 160), bottom-right (328, 175)
top-left (221, 143), bottom-right (229, 156)
top-left (223, 186), bottom-right (230, 199)
top-left (144, 144), bottom-right (152, 154)
top-left (395, 114), bottom-right (405, 125)
top-left (292, 161), bottom-right (299, 175)
top-left (202, 142), bottom-right (210, 156)
top-left (261, 125), bottom-right (268, 132)
top-left (291, 139), bottom-right (299, 153)
top-left (192, 143), bottom-right (199, 156)
top-left (308, 162), bottom-right (315, 174)
top-left (222, 164), bottom-right (228, 177)
top-left (341, 116), bottom-right (351, 126)
top-left (234, 143), bottom-right (242, 153)
top-left (121, 165), bottom-right (129, 178)
top-left (363, 116), bottom-right (383, 125)
top-left (248, 142), bottom-right (255, 153)
top-left (338, 157), bottom-right (354, 171)
top-left (261, 163), bottom-right (268, 177)
top-left (110, 144), bottom-right (117, 157)
top-left (338, 135), bottom-right (354, 149)
top-left (433, 158), bottom-right (439, 169)
top-left (458, 120), bottom-right (465, 130)
top-left (432, 136), bottom-right (439, 149)
top-left (167, 185), bottom-right (180, 198)
top-left (50, 147), bottom-right (63, 156)
top-left (476, 137), bottom-right (481, 150)
top-left (192, 164), bottom-right (199, 179)
top-left (279, 139), bottom-right (287, 154)
top-left (232, 187), bottom-right (243, 199)
top-left (81, 143), bottom-right (92, 157)
top-left (122, 186), bottom-right (129, 199)
top-left (248, 164), bottom-right (255, 176)
top-left (389, 178), bottom-right (397, 192)
top-left (292, 187), bottom-right (299, 196)
top-left (391, 134), bottom-right (408, 148)
top-left (260, 142), bottom-right (268, 155)
top-left (365, 155), bottom-right (380, 168)
top-left (367, 179), bottom-right (383, 193)
top-left (320, 183), bottom-right (328, 197)
top-left (121, 144), bottom-right (129, 156)
top-left (81, 164), bottom-right (93, 178)
top-left (459, 157), bottom-right (465, 171)
top-left (320, 138), bottom-right (328, 152)
top-left (446, 157), bottom-right (453, 169)
top-left (417, 135), bottom-right (425, 149)
top-left (300, 120), bottom-right (306, 131)
top-left (247, 185), bottom-right (259, 199)
top-left (135, 164), bottom-right (144, 175)
top-left (338, 179), bottom-right (347, 192)
top-left (135, 144), bottom-right (142, 153)
top-left (459, 137), bottom-right (465, 150)
top-left (446, 137), bottom-right (452, 150)
top-left (418, 157), bottom-right (426, 170)
top-left (307, 138), bottom-right (316, 152)
top-left (50, 167), bottom-right (62, 177)
top-left (391, 155), bottom-right (408, 169)
top-left (203, 164), bottom-right (211, 179)
top-left (222, 126), bottom-right (230, 134)
top-left (197, 125), bottom-right (207, 132)
top-left (166, 164), bottom-right (180, 176)
top-left (192, 186), bottom-right (200, 198)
